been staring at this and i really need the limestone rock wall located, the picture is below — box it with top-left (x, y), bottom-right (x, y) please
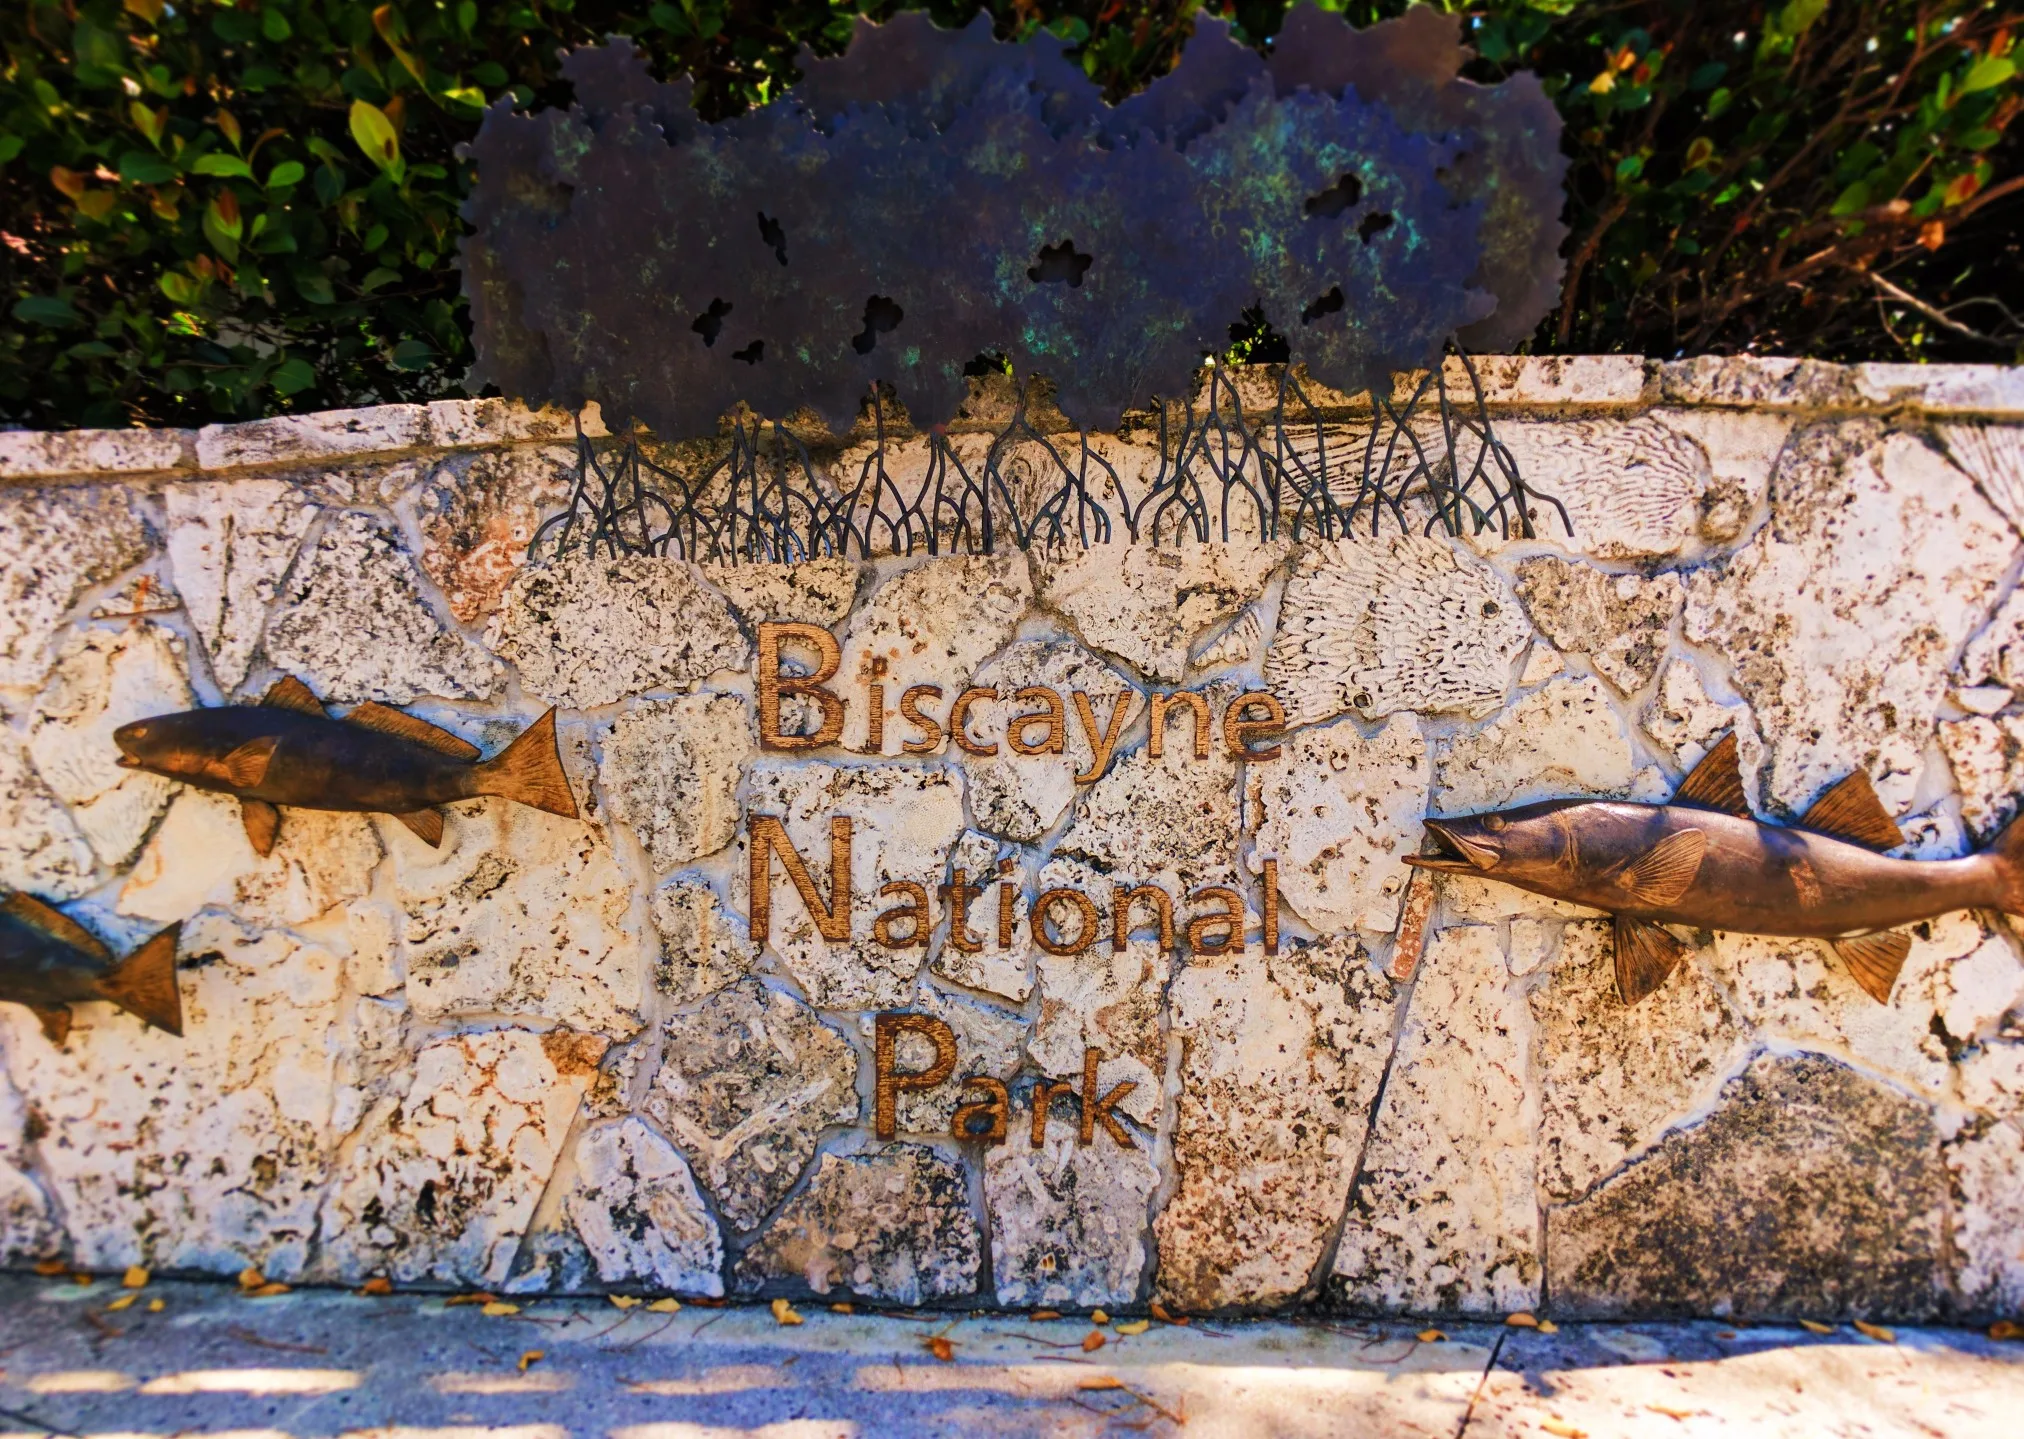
top-left (2, 358), bottom-right (2023, 1320)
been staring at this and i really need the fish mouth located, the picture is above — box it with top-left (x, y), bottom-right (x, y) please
top-left (114, 752), bottom-right (140, 769)
top-left (1404, 819), bottom-right (1500, 873)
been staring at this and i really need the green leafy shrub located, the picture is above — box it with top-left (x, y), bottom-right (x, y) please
top-left (1, 1), bottom-right (2016, 430)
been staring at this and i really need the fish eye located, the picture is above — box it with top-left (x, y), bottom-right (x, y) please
top-left (126, 725), bottom-right (147, 739)
top-left (1484, 815), bottom-right (1506, 832)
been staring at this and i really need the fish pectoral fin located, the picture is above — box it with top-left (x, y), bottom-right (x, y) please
top-left (220, 735), bottom-right (280, 789)
top-left (346, 701), bottom-right (481, 761)
top-left (1801, 770), bottom-right (1901, 851)
top-left (240, 799), bottom-right (281, 858)
top-left (1832, 930), bottom-right (1912, 1005)
top-left (393, 808), bottom-right (446, 847)
top-left (261, 675), bottom-right (327, 716)
top-left (1673, 732), bottom-right (1751, 816)
top-left (1613, 916), bottom-right (1693, 1005)
top-left (28, 1005), bottom-right (72, 1045)
top-left (0, 890), bottom-right (110, 962)
top-left (1613, 828), bottom-right (1708, 907)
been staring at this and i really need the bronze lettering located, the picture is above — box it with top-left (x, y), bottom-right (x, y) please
top-left (1187, 884), bottom-right (1245, 955)
top-left (997, 857), bottom-right (1017, 950)
top-left (874, 1012), bottom-right (956, 1140)
top-left (748, 813), bottom-right (853, 943)
top-left (899, 684), bottom-right (945, 753)
top-left (872, 880), bottom-right (931, 948)
top-left (1071, 689), bottom-right (1134, 785)
top-left (1148, 690), bottom-right (1210, 759)
top-left (1261, 857), bottom-right (1279, 955)
top-left (1111, 882), bottom-right (1174, 953)
top-left (1033, 886), bottom-right (1099, 956)
top-left (861, 655), bottom-right (888, 755)
top-left (1222, 690), bottom-right (1286, 760)
top-left (1081, 1047), bottom-right (1136, 1148)
top-left (950, 686), bottom-right (999, 756)
top-left (1007, 685), bottom-right (1067, 756)
top-left (938, 867), bottom-right (985, 952)
top-left (951, 1076), bottom-right (1010, 1144)
top-left (756, 622), bottom-right (845, 750)
top-left (1030, 1076), bottom-right (1077, 1148)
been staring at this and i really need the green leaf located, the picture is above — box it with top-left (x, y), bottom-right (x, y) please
top-left (71, 19), bottom-right (128, 75)
top-left (1615, 153), bottom-right (1645, 181)
top-left (270, 357), bottom-right (316, 394)
top-left (159, 271), bottom-right (204, 305)
top-left (1706, 87), bottom-right (1732, 119)
top-left (349, 100), bottom-right (404, 179)
top-left (266, 160), bottom-right (306, 189)
top-left (1961, 128), bottom-right (2004, 150)
top-left (0, 135), bottom-right (22, 167)
top-left (13, 296), bottom-right (81, 329)
top-left (294, 272), bottom-right (335, 305)
top-left (361, 266), bottom-right (401, 292)
top-left (194, 154), bottom-right (255, 179)
top-left (1962, 57), bottom-right (2017, 95)
top-left (390, 337), bottom-right (435, 370)
top-left (1830, 180), bottom-right (1871, 216)
top-left (262, 9), bottom-right (293, 43)
top-left (119, 151), bottom-right (178, 185)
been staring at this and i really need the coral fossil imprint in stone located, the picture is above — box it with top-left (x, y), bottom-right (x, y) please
top-left (1410, 733), bottom-right (2024, 1006)
top-left (112, 675), bottom-right (577, 856)
top-left (0, 893), bottom-right (181, 1044)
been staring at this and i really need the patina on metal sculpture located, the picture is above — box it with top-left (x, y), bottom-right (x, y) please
top-left (464, 4), bottom-right (1571, 563)
top-left (113, 677), bottom-right (577, 856)
top-left (1406, 733), bottom-right (2024, 1007)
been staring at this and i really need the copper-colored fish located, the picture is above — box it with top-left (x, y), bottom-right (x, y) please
top-left (1404, 733), bottom-right (2024, 1006)
top-left (0, 892), bottom-right (182, 1043)
top-left (112, 676), bottom-right (577, 856)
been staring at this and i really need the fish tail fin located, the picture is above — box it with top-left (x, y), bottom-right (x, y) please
top-left (476, 709), bottom-right (578, 819)
top-left (97, 923), bottom-right (183, 1036)
top-left (1990, 811), bottom-right (2024, 918)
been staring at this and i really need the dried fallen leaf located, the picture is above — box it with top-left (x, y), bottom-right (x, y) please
top-left (926, 1336), bottom-right (955, 1362)
top-left (608, 1295), bottom-right (642, 1310)
top-left (1505, 1312), bottom-right (1539, 1328)
top-left (1417, 1328), bottom-right (1447, 1343)
top-left (1031, 1309), bottom-right (1061, 1321)
top-left (647, 1298), bottom-right (681, 1313)
top-left (33, 1259), bottom-right (65, 1277)
top-left (147, 1298), bottom-right (164, 1313)
top-left (445, 1293), bottom-right (499, 1307)
top-left (1541, 1421), bottom-right (1587, 1438)
top-left (250, 1282), bottom-right (291, 1298)
top-left (358, 1277), bottom-right (394, 1297)
top-left (122, 1266), bottom-right (150, 1289)
top-left (1990, 1320), bottom-right (2023, 1341)
top-left (1647, 1405), bottom-right (1697, 1421)
top-left (1149, 1300), bottom-right (1189, 1326)
top-left (1716, 1330), bottom-right (1737, 1340)
top-left (1078, 1376), bottom-right (1126, 1392)
top-left (481, 1301), bottom-right (521, 1317)
top-left (1091, 1309), bottom-right (1110, 1325)
top-left (1799, 1320), bottom-right (1836, 1336)
top-left (518, 1349), bottom-right (544, 1372)
top-left (70, 1274), bottom-right (91, 1288)
top-left (1082, 1330), bottom-right (1106, 1352)
top-left (1537, 1320), bottom-right (1560, 1335)
top-left (1853, 1320), bottom-right (1895, 1343)
top-left (771, 1298), bottom-right (803, 1327)
top-left (105, 1293), bottom-right (138, 1312)
top-left (1115, 1319), bottom-right (1150, 1336)
top-left (830, 1302), bottom-right (854, 1314)
top-left (237, 1267), bottom-right (265, 1291)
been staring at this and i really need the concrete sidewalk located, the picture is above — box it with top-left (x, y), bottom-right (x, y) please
top-left (0, 1276), bottom-right (2017, 1437)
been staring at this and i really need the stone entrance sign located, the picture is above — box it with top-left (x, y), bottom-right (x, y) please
top-left (1, 355), bottom-right (2023, 1322)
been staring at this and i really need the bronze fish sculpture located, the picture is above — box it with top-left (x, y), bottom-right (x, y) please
top-left (0, 892), bottom-right (182, 1043)
top-left (112, 676), bottom-right (577, 856)
top-left (1404, 733), bottom-right (2024, 1006)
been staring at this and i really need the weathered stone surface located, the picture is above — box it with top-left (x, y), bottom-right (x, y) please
top-left (601, 693), bottom-right (752, 872)
top-left (0, 1059), bottom-right (53, 1260)
top-left (1513, 558), bottom-right (1683, 694)
top-left (960, 639), bottom-right (1138, 842)
top-left (1037, 542), bottom-right (1286, 683)
top-left (1027, 855), bottom-right (1169, 1129)
top-left (562, 1117), bottom-right (725, 1296)
top-left (1639, 658), bottom-right (1763, 793)
top-left (1546, 1052), bottom-right (1948, 1320)
top-left (1948, 1118), bottom-right (2024, 1314)
top-left (1438, 872), bottom-right (1604, 925)
top-left (1266, 536), bottom-right (1530, 726)
top-left (643, 980), bottom-right (859, 1231)
top-left (1960, 589), bottom-right (2024, 696)
top-left (650, 877), bottom-right (760, 1006)
top-left (1436, 676), bottom-right (1644, 813)
top-left (741, 762), bottom-right (967, 1009)
top-left (265, 511), bottom-right (499, 704)
top-left (1529, 923), bottom-right (1751, 1201)
top-left (1157, 938), bottom-right (1398, 1311)
top-left (26, 625), bottom-right (190, 868)
top-left (1648, 407), bottom-right (1793, 546)
top-left (1249, 713), bottom-right (1429, 935)
top-left (733, 1144), bottom-right (981, 1302)
top-left (1960, 1039), bottom-right (2024, 1118)
top-left (704, 559), bottom-right (860, 628)
top-left (880, 984), bottom-right (1026, 1134)
top-left (1939, 715), bottom-right (2024, 841)
top-left (317, 1027), bottom-right (602, 1286)
top-left (490, 553), bottom-right (749, 709)
top-left (929, 830), bottom-right (1035, 1003)
top-left (411, 446), bottom-right (575, 624)
top-left (1487, 416), bottom-right (1714, 562)
top-left (1333, 925), bottom-right (1539, 1314)
top-left (0, 485), bottom-right (154, 688)
top-left (1685, 423), bottom-right (2014, 815)
top-left (1058, 721), bottom-right (1239, 888)
top-left (392, 800), bottom-right (642, 1039)
top-left (986, 1128), bottom-right (1159, 1309)
top-left (163, 478), bottom-right (316, 691)
top-left (117, 789), bottom-right (381, 929)
top-left (0, 727), bottom-right (94, 901)
top-left (837, 555), bottom-right (1030, 751)
top-left (4, 914), bottom-right (349, 1277)
top-left (1191, 608), bottom-right (1263, 672)
top-left (1940, 421), bottom-right (2024, 535)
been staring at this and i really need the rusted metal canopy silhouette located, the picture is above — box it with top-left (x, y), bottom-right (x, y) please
top-left (461, 4), bottom-right (1566, 435)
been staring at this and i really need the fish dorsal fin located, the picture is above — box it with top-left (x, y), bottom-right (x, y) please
top-left (1801, 770), bottom-right (1901, 851)
top-left (1673, 733), bottom-right (1750, 816)
top-left (220, 736), bottom-right (279, 789)
top-left (1831, 930), bottom-right (1912, 1005)
top-left (261, 675), bottom-right (327, 716)
top-left (346, 702), bottom-right (481, 761)
top-left (0, 892), bottom-right (110, 962)
top-left (1611, 829), bottom-right (1708, 908)
top-left (1614, 915), bottom-right (1693, 1004)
